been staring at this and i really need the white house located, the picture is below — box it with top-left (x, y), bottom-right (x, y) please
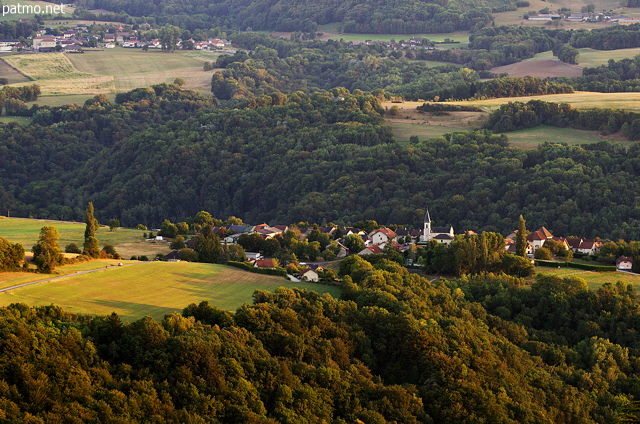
top-left (358, 245), bottom-right (383, 256)
top-left (32, 36), bottom-right (56, 50)
top-left (616, 256), bottom-right (633, 270)
top-left (300, 267), bottom-right (319, 282)
top-left (368, 228), bottom-right (396, 246)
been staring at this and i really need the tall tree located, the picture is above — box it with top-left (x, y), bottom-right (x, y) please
top-left (194, 226), bottom-right (223, 263)
top-left (516, 215), bottom-right (528, 257)
top-left (159, 25), bottom-right (181, 52)
top-left (32, 226), bottom-right (63, 273)
top-left (83, 202), bottom-right (100, 258)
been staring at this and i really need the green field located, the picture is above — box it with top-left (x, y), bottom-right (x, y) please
top-left (0, 217), bottom-right (169, 258)
top-left (0, 116), bottom-right (30, 124)
top-left (504, 125), bottom-right (611, 149)
top-left (536, 267), bottom-right (640, 291)
top-left (389, 120), bottom-right (477, 142)
top-left (0, 262), bottom-right (342, 321)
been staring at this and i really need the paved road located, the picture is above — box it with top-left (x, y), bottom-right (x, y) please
top-left (0, 262), bottom-right (148, 293)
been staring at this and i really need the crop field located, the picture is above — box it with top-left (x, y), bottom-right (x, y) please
top-left (0, 57), bottom-right (31, 84)
top-left (3, 49), bottom-right (219, 105)
top-left (461, 91), bottom-right (640, 112)
top-left (67, 49), bottom-right (218, 93)
top-left (2, 53), bottom-right (114, 96)
top-left (0, 217), bottom-right (169, 258)
top-left (0, 262), bottom-right (342, 321)
top-left (536, 267), bottom-right (640, 291)
top-left (491, 56), bottom-right (583, 78)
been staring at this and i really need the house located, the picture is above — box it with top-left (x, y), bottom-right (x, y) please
top-left (506, 239), bottom-right (534, 256)
top-left (163, 250), bottom-right (181, 262)
top-left (395, 228), bottom-right (422, 243)
top-left (577, 240), bottom-right (600, 255)
top-left (0, 39), bottom-right (19, 52)
top-left (526, 227), bottom-right (553, 251)
top-left (32, 36), bottom-right (56, 50)
top-left (255, 259), bottom-right (276, 269)
top-left (246, 252), bottom-right (263, 261)
top-left (433, 233), bottom-right (454, 246)
top-left (565, 237), bottom-right (584, 251)
top-left (616, 256), bottom-right (634, 270)
top-left (300, 267), bottom-right (319, 282)
top-left (421, 209), bottom-right (454, 242)
top-left (358, 245), bottom-right (383, 256)
top-left (368, 228), bottom-right (397, 245)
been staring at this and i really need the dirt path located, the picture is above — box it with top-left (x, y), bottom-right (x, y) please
top-left (0, 262), bottom-right (148, 293)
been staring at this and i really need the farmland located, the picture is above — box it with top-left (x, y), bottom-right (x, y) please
top-left (1, 48), bottom-right (219, 105)
top-left (0, 217), bottom-right (169, 259)
top-left (535, 267), bottom-right (640, 291)
top-left (0, 261), bottom-right (342, 321)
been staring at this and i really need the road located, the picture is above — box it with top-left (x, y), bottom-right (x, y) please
top-left (0, 262), bottom-right (148, 293)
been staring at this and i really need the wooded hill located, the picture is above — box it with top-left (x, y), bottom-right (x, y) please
top-left (1, 83), bottom-right (640, 239)
top-left (74, 0), bottom-right (502, 33)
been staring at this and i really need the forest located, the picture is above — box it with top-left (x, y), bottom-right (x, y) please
top-left (1, 83), bottom-right (640, 240)
top-left (73, 0), bottom-right (501, 33)
top-left (0, 259), bottom-right (640, 422)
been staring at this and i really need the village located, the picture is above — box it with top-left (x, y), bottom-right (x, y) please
top-left (153, 209), bottom-right (636, 281)
top-left (0, 21), bottom-right (232, 53)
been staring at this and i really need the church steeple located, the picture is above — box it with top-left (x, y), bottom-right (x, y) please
top-left (422, 208), bottom-right (431, 242)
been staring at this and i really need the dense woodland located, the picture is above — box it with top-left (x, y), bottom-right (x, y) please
top-left (73, 0), bottom-right (501, 33)
top-left (1, 84), bottom-right (640, 240)
top-left (1, 260), bottom-right (640, 422)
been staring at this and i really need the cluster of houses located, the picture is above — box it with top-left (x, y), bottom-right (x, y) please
top-left (0, 23), bottom-right (231, 53)
top-left (525, 12), bottom-right (640, 25)
top-left (160, 209), bottom-right (634, 276)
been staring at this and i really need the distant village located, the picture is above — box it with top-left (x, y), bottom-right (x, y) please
top-left (525, 11), bottom-right (640, 25)
top-left (0, 21), bottom-right (232, 53)
top-left (155, 210), bottom-right (635, 281)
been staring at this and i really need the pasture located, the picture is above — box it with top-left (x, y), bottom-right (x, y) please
top-left (536, 267), bottom-right (640, 291)
top-left (0, 262), bottom-right (342, 321)
top-left (0, 217), bottom-right (169, 258)
top-left (315, 24), bottom-right (470, 44)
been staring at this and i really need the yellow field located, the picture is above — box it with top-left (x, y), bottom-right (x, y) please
top-left (3, 49), bottom-right (219, 103)
top-left (0, 262), bottom-right (341, 321)
top-left (3, 53), bottom-right (114, 95)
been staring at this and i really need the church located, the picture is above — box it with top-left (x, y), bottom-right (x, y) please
top-left (421, 209), bottom-right (455, 244)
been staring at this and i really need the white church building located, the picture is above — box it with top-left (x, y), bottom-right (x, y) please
top-left (421, 209), bottom-right (454, 245)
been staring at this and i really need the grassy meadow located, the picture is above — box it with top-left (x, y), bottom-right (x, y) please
top-left (0, 217), bottom-right (169, 259)
top-left (0, 262), bottom-right (342, 321)
top-left (536, 267), bottom-right (640, 291)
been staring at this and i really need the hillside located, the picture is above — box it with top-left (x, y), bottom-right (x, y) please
top-left (75, 0), bottom-right (501, 33)
top-left (1, 84), bottom-right (640, 240)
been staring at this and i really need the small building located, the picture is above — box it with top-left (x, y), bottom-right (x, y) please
top-left (300, 267), bottom-right (319, 282)
top-left (616, 256), bottom-right (634, 271)
top-left (358, 245), bottom-right (383, 256)
top-left (246, 252), bottom-right (263, 261)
